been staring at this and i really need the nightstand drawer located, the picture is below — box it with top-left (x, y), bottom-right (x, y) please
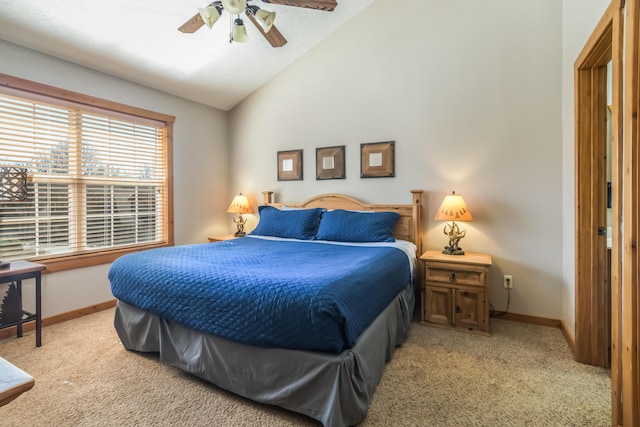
top-left (425, 266), bottom-right (486, 288)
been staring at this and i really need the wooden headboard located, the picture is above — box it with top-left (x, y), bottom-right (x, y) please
top-left (262, 190), bottom-right (424, 255)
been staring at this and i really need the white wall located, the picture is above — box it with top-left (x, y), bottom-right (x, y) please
top-left (230, 0), bottom-right (565, 319)
top-left (0, 40), bottom-right (230, 317)
top-left (561, 0), bottom-right (611, 335)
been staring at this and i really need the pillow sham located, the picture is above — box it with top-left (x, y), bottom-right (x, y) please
top-left (279, 205), bottom-right (303, 211)
top-left (250, 206), bottom-right (324, 240)
top-left (315, 209), bottom-right (400, 242)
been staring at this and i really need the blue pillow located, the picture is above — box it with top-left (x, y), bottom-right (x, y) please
top-left (315, 209), bottom-right (400, 242)
top-left (250, 206), bottom-right (323, 240)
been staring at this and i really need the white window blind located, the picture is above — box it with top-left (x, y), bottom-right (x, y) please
top-left (0, 88), bottom-right (169, 263)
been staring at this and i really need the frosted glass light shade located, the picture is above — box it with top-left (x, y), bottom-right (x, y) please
top-left (255, 9), bottom-right (276, 32)
top-left (231, 18), bottom-right (249, 42)
top-left (198, 6), bottom-right (221, 29)
top-left (222, 0), bottom-right (247, 15)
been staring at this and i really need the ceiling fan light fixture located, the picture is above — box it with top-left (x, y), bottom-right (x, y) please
top-left (254, 9), bottom-right (276, 33)
top-left (198, 5), bottom-right (222, 29)
top-left (222, 0), bottom-right (247, 15)
top-left (231, 18), bottom-right (249, 43)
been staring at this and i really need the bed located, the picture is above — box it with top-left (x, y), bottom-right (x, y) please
top-left (109, 190), bottom-right (423, 427)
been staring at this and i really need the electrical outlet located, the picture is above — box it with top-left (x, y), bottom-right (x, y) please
top-left (504, 275), bottom-right (513, 289)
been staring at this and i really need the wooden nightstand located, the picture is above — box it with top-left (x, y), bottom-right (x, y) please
top-left (419, 250), bottom-right (492, 336)
top-left (207, 234), bottom-right (238, 242)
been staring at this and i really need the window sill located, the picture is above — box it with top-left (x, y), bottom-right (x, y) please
top-left (30, 242), bottom-right (173, 273)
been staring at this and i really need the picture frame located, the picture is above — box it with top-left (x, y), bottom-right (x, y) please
top-left (360, 141), bottom-right (395, 178)
top-left (316, 145), bottom-right (345, 180)
top-left (277, 149), bottom-right (303, 181)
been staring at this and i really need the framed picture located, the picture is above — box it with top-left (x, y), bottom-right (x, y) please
top-left (316, 145), bottom-right (345, 180)
top-left (277, 149), bottom-right (303, 181)
top-left (360, 141), bottom-right (395, 178)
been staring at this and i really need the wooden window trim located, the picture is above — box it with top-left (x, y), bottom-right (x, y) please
top-left (0, 73), bottom-right (175, 273)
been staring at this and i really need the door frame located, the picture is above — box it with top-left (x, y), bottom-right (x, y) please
top-left (574, 0), bottom-right (623, 423)
top-left (575, 1), bottom-right (640, 425)
top-left (622, 1), bottom-right (640, 424)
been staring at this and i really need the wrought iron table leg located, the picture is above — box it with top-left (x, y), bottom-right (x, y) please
top-left (16, 280), bottom-right (22, 338)
top-left (35, 274), bottom-right (41, 347)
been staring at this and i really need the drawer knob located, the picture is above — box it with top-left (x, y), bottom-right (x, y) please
top-left (449, 273), bottom-right (457, 283)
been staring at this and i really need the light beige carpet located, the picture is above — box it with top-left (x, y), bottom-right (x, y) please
top-left (0, 309), bottom-right (610, 426)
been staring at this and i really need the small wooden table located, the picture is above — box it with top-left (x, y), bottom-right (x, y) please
top-left (207, 234), bottom-right (238, 242)
top-left (0, 357), bottom-right (34, 407)
top-left (0, 261), bottom-right (46, 347)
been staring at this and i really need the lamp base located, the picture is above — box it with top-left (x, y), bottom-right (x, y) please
top-left (232, 214), bottom-right (247, 237)
top-left (442, 221), bottom-right (467, 256)
top-left (442, 246), bottom-right (465, 256)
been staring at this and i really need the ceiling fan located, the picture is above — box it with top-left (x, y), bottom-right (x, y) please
top-left (178, 0), bottom-right (338, 48)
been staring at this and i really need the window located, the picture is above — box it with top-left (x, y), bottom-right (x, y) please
top-left (0, 74), bottom-right (174, 272)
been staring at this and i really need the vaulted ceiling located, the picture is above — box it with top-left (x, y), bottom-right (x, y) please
top-left (0, 0), bottom-right (375, 111)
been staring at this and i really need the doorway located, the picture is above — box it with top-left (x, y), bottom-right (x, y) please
top-left (574, 0), bottom-right (620, 370)
top-left (574, 0), bottom-right (626, 424)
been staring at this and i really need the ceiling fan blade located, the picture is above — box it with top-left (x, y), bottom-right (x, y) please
top-left (246, 13), bottom-right (288, 47)
top-left (178, 13), bottom-right (205, 33)
top-left (261, 0), bottom-right (337, 12)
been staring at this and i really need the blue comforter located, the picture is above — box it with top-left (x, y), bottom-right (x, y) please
top-left (109, 237), bottom-right (412, 354)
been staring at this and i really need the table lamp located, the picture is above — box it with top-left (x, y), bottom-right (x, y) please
top-left (227, 194), bottom-right (252, 237)
top-left (0, 167), bottom-right (29, 269)
top-left (434, 191), bottom-right (473, 255)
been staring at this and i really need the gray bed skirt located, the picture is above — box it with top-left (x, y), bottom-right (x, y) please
top-left (113, 282), bottom-right (414, 427)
